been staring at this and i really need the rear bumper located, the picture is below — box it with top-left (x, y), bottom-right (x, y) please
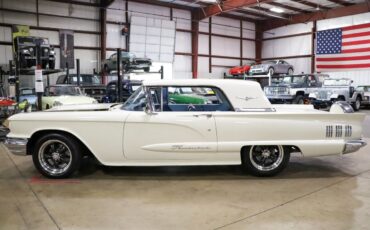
top-left (343, 140), bottom-right (367, 154)
top-left (4, 138), bottom-right (28, 156)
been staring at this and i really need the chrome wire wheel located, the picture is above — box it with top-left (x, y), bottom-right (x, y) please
top-left (38, 139), bottom-right (73, 176)
top-left (249, 145), bottom-right (284, 172)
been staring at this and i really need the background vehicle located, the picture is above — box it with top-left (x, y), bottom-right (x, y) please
top-left (229, 64), bottom-right (252, 76)
top-left (103, 80), bottom-right (142, 103)
top-left (14, 36), bottom-right (55, 69)
top-left (56, 74), bottom-right (106, 102)
top-left (264, 74), bottom-right (328, 104)
top-left (102, 51), bottom-right (152, 73)
top-left (42, 85), bottom-right (97, 110)
top-left (250, 60), bottom-right (293, 75)
top-left (309, 78), bottom-right (363, 111)
top-left (19, 88), bottom-right (37, 110)
top-left (356, 85), bottom-right (370, 107)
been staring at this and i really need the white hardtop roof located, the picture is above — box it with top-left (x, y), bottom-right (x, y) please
top-left (142, 79), bottom-right (271, 109)
top-left (142, 79), bottom-right (260, 87)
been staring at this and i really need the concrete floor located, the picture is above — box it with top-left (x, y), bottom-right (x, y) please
top-left (1, 111), bottom-right (370, 230)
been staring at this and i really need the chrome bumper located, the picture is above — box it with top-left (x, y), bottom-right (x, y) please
top-left (343, 140), bottom-right (367, 154)
top-left (4, 138), bottom-right (28, 156)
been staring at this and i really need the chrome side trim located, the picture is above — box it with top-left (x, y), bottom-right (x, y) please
top-left (4, 138), bottom-right (28, 156)
top-left (343, 140), bottom-right (367, 154)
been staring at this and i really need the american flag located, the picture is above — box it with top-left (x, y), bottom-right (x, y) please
top-left (316, 22), bottom-right (370, 72)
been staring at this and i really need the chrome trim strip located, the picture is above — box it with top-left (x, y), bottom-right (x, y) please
top-left (4, 138), bottom-right (28, 156)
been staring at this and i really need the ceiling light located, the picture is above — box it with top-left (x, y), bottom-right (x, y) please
top-left (198, 0), bottom-right (218, 3)
top-left (269, 7), bottom-right (284, 13)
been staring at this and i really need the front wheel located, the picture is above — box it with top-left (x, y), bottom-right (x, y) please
top-left (352, 97), bottom-right (361, 111)
top-left (32, 133), bottom-right (82, 178)
top-left (242, 145), bottom-right (290, 177)
top-left (293, 95), bottom-right (304, 104)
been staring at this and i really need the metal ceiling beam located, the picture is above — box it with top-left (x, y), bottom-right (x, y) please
top-left (195, 0), bottom-right (273, 20)
top-left (326, 0), bottom-right (354, 6)
top-left (295, 1), bottom-right (330, 11)
top-left (250, 5), bottom-right (289, 19)
top-left (44, 0), bottom-right (100, 7)
top-left (266, 2), bottom-right (311, 14)
top-left (261, 2), bottom-right (370, 31)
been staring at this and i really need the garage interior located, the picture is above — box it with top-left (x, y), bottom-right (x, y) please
top-left (1, 0), bottom-right (370, 229)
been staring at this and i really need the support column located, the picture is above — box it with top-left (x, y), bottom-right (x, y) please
top-left (255, 22), bottom-right (263, 64)
top-left (191, 11), bottom-right (199, 79)
top-left (100, 7), bottom-right (107, 63)
top-left (240, 19), bottom-right (243, 66)
top-left (311, 20), bottom-right (317, 73)
top-left (209, 17), bottom-right (212, 73)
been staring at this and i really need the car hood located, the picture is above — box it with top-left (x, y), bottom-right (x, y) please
top-left (43, 95), bottom-right (97, 104)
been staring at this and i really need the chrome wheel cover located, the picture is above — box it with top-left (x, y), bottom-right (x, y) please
top-left (38, 140), bottom-right (72, 176)
top-left (249, 145), bottom-right (284, 171)
top-left (356, 99), bottom-right (360, 110)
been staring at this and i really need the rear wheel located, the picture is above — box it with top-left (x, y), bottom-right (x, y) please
top-left (32, 133), bottom-right (82, 178)
top-left (242, 145), bottom-right (290, 177)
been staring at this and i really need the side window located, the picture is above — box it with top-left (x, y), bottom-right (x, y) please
top-left (164, 86), bottom-right (232, 112)
top-left (148, 87), bottom-right (162, 112)
top-left (111, 53), bottom-right (117, 60)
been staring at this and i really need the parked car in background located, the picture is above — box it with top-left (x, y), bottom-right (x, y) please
top-left (356, 85), bottom-right (370, 107)
top-left (103, 80), bottom-right (143, 103)
top-left (250, 60), bottom-right (294, 76)
top-left (264, 74), bottom-right (328, 104)
top-left (13, 36), bottom-right (55, 69)
top-left (19, 88), bottom-right (37, 110)
top-left (42, 85), bottom-right (97, 110)
top-left (309, 78), bottom-right (363, 111)
top-left (229, 64), bottom-right (252, 77)
top-left (3, 79), bottom-right (366, 178)
top-left (56, 74), bottom-right (106, 102)
top-left (102, 51), bottom-right (152, 73)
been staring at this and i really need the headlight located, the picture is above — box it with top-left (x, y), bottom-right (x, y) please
top-left (2, 119), bottom-right (9, 128)
top-left (21, 49), bottom-right (30, 54)
top-left (44, 48), bottom-right (48, 53)
top-left (50, 50), bottom-right (55, 55)
top-left (29, 47), bottom-right (33, 52)
top-left (53, 101), bottom-right (63, 106)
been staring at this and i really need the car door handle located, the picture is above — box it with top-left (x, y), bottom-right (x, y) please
top-left (193, 114), bottom-right (212, 118)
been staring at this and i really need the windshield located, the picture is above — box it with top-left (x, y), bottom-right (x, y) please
top-left (281, 76), bottom-right (305, 84)
top-left (357, 86), bottom-right (370, 92)
top-left (121, 52), bottom-right (135, 58)
top-left (263, 61), bottom-right (277, 64)
top-left (324, 79), bottom-right (351, 86)
top-left (68, 75), bottom-right (101, 85)
top-left (21, 89), bottom-right (35, 95)
top-left (121, 86), bottom-right (146, 111)
top-left (46, 86), bottom-right (82, 96)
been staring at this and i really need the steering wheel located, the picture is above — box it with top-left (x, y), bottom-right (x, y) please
top-left (187, 104), bottom-right (196, 111)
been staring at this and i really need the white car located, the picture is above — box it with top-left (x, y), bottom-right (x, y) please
top-left (3, 79), bottom-right (366, 178)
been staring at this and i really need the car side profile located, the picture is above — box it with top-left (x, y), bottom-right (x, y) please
top-left (4, 79), bottom-right (366, 178)
top-left (250, 60), bottom-right (294, 76)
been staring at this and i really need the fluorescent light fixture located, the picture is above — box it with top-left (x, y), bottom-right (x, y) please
top-left (269, 7), bottom-right (284, 13)
top-left (198, 0), bottom-right (218, 3)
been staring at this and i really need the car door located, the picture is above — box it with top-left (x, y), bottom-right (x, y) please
top-left (123, 86), bottom-right (223, 161)
top-left (109, 53), bottom-right (117, 69)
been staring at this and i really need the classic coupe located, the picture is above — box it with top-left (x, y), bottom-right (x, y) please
top-left (3, 79), bottom-right (366, 178)
top-left (102, 51), bottom-right (152, 73)
top-left (42, 85), bottom-right (98, 110)
top-left (229, 64), bottom-right (252, 76)
top-left (250, 60), bottom-right (294, 76)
